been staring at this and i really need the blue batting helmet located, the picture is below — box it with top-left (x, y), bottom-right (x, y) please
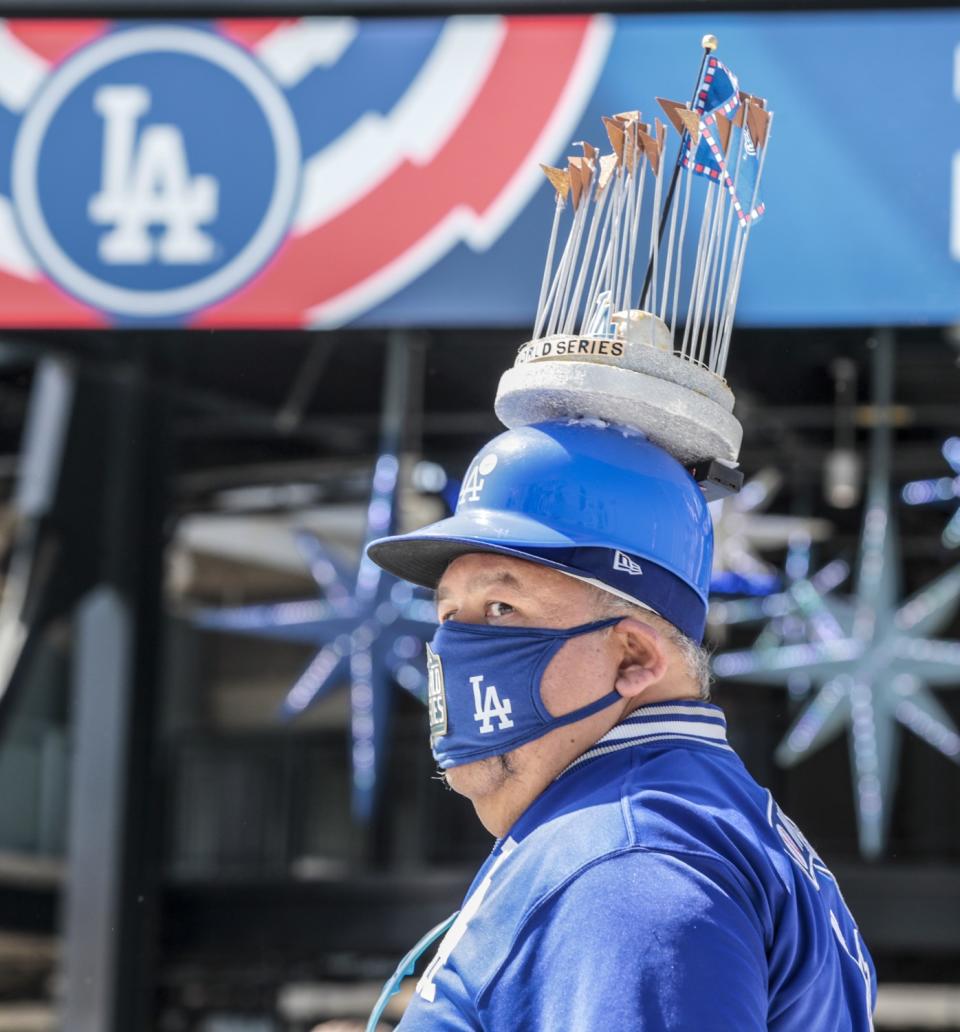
top-left (367, 420), bottom-right (713, 641)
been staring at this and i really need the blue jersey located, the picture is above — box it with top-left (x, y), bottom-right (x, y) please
top-left (398, 700), bottom-right (876, 1031)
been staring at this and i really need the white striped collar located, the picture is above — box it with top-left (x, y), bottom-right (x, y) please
top-left (562, 700), bottom-right (731, 776)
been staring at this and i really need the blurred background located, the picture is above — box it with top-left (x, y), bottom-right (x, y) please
top-left (0, 3), bottom-right (956, 1031)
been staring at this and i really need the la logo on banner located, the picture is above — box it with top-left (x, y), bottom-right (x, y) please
top-left (470, 675), bottom-right (514, 734)
top-left (11, 25), bottom-right (301, 318)
top-left (89, 85), bottom-right (218, 265)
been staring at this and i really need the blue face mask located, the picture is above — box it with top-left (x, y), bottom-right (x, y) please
top-left (424, 617), bottom-right (623, 769)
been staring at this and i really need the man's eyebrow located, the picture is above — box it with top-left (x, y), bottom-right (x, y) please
top-left (435, 569), bottom-right (526, 602)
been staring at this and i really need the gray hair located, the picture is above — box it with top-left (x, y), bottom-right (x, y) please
top-left (587, 587), bottom-right (713, 700)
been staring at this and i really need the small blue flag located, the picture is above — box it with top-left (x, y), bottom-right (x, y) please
top-left (682, 56), bottom-right (740, 181)
top-left (682, 56), bottom-right (767, 226)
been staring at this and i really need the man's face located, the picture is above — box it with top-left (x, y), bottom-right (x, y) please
top-left (434, 552), bottom-right (624, 806)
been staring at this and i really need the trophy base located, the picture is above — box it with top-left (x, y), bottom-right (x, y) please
top-left (495, 357), bottom-right (742, 465)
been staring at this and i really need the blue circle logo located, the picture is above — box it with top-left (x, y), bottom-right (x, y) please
top-left (12, 26), bottom-right (301, 318)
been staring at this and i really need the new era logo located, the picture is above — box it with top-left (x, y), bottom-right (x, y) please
top-left (613, 550), bottom-right (643, 576)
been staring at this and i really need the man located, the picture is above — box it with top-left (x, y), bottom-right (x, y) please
top-left (368, 420), bottom-right (876, 1031)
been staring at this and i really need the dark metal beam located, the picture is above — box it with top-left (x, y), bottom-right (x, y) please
top-left (59, 363), bottom-right (168, 1032)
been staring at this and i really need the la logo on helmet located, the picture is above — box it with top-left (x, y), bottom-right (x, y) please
top-left (458, 453), bottom-right (499, 506)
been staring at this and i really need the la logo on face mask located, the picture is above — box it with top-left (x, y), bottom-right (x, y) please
top-left (470, 675), bottom-right (514, 734)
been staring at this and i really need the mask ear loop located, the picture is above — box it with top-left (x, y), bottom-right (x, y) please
top-left (529, 617), bottom-right (623, 723)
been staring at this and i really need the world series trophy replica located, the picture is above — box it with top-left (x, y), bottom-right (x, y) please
top-left (495, 35), bottom-right (772, 498)
top-left (363, 36), bottom-right (774, 1030)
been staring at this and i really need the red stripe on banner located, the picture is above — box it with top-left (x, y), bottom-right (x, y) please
top-left (216, 19), bottom-right (294, 50)
top-left (0, 272), bottom-right (107, 328)
top-left (7, 20), bottom-right (110, 65)
top-left (193, 15), bottom-right (597, 328)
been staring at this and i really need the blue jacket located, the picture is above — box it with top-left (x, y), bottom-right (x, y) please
top-left (399, 700), bottom-right (876, 1030)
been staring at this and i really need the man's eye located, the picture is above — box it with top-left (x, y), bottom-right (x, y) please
top-left (487, 601), bottom-right (514, 619)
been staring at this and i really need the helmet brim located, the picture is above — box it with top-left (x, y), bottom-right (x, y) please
top-left (367, 508), bottom-right (581, 589)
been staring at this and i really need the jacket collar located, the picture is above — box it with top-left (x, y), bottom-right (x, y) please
top-left (563, 699), bottom-right (731, 775)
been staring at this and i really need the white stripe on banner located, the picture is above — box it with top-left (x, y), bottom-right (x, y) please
top-left (0, 196), bottom-right (38, 280)
top-left (0, 21), bottom-right (48, 113)
top-left (255, 18), bottom-right (358, 88)
top-left (306, 14), bottom-right (613, 328)
top-left (294, 17), bottom-right (505, 234)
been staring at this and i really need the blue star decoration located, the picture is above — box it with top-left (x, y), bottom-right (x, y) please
top-left (193, 451), bottom-right (438, 825)
top-left (902, 436), bottom-right (960, 548)
top-left (712, 340), bottom-right (960, 859)
top-left (709, 534), bottom-right (850, 701)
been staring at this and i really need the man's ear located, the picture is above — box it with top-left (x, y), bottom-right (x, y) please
top-left (610, 618), bottom-right (668, 699)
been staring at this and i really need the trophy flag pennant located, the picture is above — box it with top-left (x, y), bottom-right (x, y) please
top-left (682, 56), bottom-right (768, 228)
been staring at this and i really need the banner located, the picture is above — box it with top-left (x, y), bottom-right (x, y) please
top-left (0, 12), bottom-right (956, 328)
